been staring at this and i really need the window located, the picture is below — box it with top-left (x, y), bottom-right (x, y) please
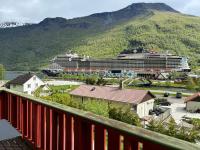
top-left (28, 84), bottom-right (31, 88)
top-left (35, 83), bottom-right (38, 87)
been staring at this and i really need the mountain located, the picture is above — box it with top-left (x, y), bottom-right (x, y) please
top-left (0, 22), bottom-right (31, 28)
top-left (0, 3), bottom-right (200, 70)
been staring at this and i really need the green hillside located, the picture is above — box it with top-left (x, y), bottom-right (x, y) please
top-left (0, 3), bottom-right (200, 70)
top-left (74, 12), bottom-right (200, 68)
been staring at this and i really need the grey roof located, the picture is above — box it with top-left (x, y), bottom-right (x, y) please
top-left (7, 73), bottom-right (34, 85)
top-left (0, 120), bottom-right (33, 149)
top-left (0, 119), bottom-right (21, 141)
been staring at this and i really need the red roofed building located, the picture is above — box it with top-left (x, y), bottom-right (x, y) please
top-left (185, 93), bottom-right (200, 113)
top-left (70, 85), bottom-right (155, 118)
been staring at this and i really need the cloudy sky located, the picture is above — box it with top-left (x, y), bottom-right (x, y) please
top-left (0, 0), bottom-right (200, 23)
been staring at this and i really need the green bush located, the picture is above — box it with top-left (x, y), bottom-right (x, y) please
top-left (96, 77), bottom-right (107, 86)
top-left (83, 100), bottom-right (109, 117)
top-left (85, 77), bottom-right (98, 85)
top-left (109, 107), bottom-right (141, 126)
top-left (147, 118), bottom-right (200, 143)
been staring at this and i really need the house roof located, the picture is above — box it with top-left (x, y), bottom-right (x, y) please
top-left (0, 120), bottom-right (33, 149)
top-left (0, 119), bottom-right (20, 141)
top-left (70, 85), bottom-right (155, 105)
top-left (7, 73), bottom-right (34, 85)
top-left (185, 93), bottom-right (200, 103)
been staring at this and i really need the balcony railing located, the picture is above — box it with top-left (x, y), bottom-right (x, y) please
top-left (0, 88), bottom-right (199, 150)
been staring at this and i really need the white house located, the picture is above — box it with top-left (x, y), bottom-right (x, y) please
top-left (6, 73), bottom-right (45, 95)
top-left (185, 93), bottom-right (200, 113)
top-left (70, 85), bottom-right (155, 118)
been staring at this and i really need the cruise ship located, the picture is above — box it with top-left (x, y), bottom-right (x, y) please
top-left (43, 49), bottom-right (191, 77)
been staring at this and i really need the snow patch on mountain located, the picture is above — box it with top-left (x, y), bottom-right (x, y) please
top-left (0, 22), bottom-right (31, 28)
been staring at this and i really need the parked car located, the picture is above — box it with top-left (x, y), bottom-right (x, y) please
top-left (176, 92), bottom-right (182, 99)
top-left (149, 107), bottom-right (165, 116)
top-left (160, 101), bottom-right (171, 106)
top-left (164, 92), bottom-right (170, 97)
top-left (155, 98), bottom-right (170, 106)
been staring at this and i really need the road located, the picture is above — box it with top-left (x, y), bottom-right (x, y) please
top-left (150, 90), bottom-right (193, 96)
top-left (155, 94), bottom-right (200, 124)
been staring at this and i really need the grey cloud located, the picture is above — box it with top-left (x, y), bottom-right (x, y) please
top-left (0, 0), bottom-right (199, 23)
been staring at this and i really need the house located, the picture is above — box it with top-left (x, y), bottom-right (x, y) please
top-left (0, 81), bottom-right (5, 87)
top-left (70, 85), bottom-right (155, 118)
top-left (5, 73), bottom-right (44, 95)
top-left (40, 84), bottom-right (51, 91)
top-left (185, 93), bottom-right (200, 113)
top-left (38, 85), bottom-right (51, 97)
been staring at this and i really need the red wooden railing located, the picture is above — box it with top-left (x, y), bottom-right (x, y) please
top-left (0, 88), bottom-right (199, 150)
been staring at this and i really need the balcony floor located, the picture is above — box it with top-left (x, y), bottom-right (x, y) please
top-left (0, 137), bottom-right (33, 150)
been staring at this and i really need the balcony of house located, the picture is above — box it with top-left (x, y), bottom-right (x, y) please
top-left (0, 87), bottom-right (199, 150)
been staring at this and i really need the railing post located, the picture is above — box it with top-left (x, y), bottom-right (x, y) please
top-left (74, 117), bottom-right (93, 150)
top-left (41, 106), bottom-right (45, 149)
top-left (58, 113), bottom-right (65, 150)
top-left (26, 100), bottom-right (29, 138)
top-left (124, 136), bottom-right (139, 150)
top-left (43, 106), bottom-right (47, 150)
top-left (50, 109), bottom-right (53, 150)
top-left (50, 109), bottom-right (58, 150)
top-left (94, 124), bottom-right (106, 150)
top-left (108, 129), bottom-right (121, 150)
top-left (7, 93), bottom-right (10, 122)
top-left (19, 97), bottom-right (23, 133)
top-left (21, 98), bottom-right (25, 138)
top-left (16, 96), bottom-right (20, 130)
top-left (29, 101), bottom-right (33, 141)
top-left (44, 107), bottom-right (51, 150)
top-left (0, 92), bottom-right (3, 119)
top-left (11, 95), bottom-right (17, 128)
top-left (23, 100), bottom-right (28, 138)
top-left (36, 104), bottom-right (42, 148)
top-left (66, 114), bottom-right (73, 150)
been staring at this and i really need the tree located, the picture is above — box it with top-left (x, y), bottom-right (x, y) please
top-left (0, 64), bottom-right (5, 80)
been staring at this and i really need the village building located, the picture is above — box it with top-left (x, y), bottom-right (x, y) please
top-left (5, 73), bottom-right (45, 95)
top-left (185, 93), bottom-right (200, 113)
top-left (70, 85), bottom-right (155, 118)
top-left (37, 84), bottom-right (51, 97)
